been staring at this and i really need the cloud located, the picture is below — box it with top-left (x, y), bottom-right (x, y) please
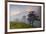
top-left (24, 7), bottom-right (32, 12)
top-left (10, 11), bottom-right (21, 16)
top-left (11, 12), bottom-right (20, 16)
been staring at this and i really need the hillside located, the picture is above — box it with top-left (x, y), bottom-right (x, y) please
top-left (10, 21), bottom-right (32, 29)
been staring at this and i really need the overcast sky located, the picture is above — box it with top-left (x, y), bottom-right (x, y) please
top-left (9, 4), bottom-right (41, 21)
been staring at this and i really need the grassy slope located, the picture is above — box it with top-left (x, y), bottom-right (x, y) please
top-left (10, 21), bottom-right (32, 29)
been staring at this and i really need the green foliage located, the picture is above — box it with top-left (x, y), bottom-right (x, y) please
top-left (10, 21), bottom-right (32, 29)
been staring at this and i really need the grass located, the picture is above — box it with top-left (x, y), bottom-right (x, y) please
top-left (10, 21), bottom-right (32, 29)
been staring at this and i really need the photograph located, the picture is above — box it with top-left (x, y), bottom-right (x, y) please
top-left (7, 2), bottom-right (44, 32)
top-left (10, 4), bottom-right (41, 29)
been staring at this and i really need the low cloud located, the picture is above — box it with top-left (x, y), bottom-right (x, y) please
top-left (10, 11), bottom-right (20, 16)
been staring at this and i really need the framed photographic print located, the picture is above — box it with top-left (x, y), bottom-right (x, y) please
top-left (5, 0), bottom-right (45, 34)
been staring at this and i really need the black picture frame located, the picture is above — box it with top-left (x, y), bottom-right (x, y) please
top-left (5, 0), bottom-right (45, 34)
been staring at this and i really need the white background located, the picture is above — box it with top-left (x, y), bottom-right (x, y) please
top-left (0, 0), bottom-right (46, 34)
